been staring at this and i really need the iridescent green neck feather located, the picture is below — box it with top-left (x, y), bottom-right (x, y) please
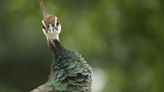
top-left (47, 40), bottom-right (92, 92)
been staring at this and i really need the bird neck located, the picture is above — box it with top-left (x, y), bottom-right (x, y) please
top-left (48, 39), bottom-right (68, 92)
top-left (48, 39), bottom-right (66, 57)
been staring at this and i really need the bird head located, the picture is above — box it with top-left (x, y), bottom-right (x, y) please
top-left (42, 15), bottom-right (61, 40)
top-left (39, 0), bottom-right (61, 40)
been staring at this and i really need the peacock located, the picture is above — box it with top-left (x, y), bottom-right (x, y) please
top-left (31, 0), bottom-right (92, 92)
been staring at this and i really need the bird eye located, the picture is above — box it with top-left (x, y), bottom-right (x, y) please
top-left (56, 22), bottom-right (59, 26)
top-left (42, 25), bottom-right (46, 29)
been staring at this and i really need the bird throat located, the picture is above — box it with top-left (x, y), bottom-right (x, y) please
top-left (48, 39), bottom-right (66, 57)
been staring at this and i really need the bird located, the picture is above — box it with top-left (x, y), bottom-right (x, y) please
top-left (31, 0), bottom-right (92, 92)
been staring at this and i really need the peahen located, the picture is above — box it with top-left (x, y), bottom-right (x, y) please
top-left (31, 0), bottom-right (92, 92)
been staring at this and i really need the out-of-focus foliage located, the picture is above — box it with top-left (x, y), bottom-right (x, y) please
top-left (0, 0), bottom-right (164, 92)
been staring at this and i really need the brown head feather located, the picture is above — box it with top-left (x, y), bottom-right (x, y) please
top-left (39, 0), bottom-right (56, 28)
top-left (43, 16), bottom-right (56, 28)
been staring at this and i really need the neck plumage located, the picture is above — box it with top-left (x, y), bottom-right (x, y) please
top-left (47, 39), bottom-right (68, 92)
top-left (48, 39), bottom-right (66, 58)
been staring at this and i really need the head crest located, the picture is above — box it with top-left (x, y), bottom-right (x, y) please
top-left (39, 0), bottom-right (49, 18)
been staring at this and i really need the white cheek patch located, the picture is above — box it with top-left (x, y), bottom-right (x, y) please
top-left (58, 24), bottom-right (61, 33)
top-left (55, 17), bottom-right (57, 26)
top-left (42, 20), bottom-right (46, 28)
top-left (42, 28), bottom-right (47, 36)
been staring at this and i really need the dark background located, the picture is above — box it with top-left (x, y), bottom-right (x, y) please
top-left (0, 0), bottom-right (164, 92)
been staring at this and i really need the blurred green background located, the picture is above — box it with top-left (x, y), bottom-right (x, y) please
top-left (0, 0), bottom-right (164, 92)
